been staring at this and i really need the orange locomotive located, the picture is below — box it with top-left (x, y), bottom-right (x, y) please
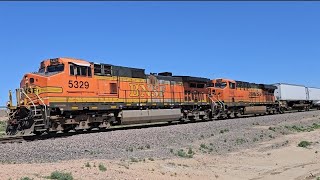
top-left (6, 58), bottom-right (211, 136)
top-left (207, 78), bottom-right (278, 118)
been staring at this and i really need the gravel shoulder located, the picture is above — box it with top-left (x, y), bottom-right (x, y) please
top-left (0, 111), bottom-right (320, 179)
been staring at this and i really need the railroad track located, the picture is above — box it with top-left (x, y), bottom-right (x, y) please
top-left (0, 109), bottom-right (319, 144)
top-left (0, 136), bottom-right (26, 144)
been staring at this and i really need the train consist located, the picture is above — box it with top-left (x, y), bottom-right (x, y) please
top-left (5, 57), bottom-right (320, 136)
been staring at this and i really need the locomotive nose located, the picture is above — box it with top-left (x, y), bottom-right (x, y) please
top-left (25, 74), bottom-right (37, 84)
top-left (20, 74), bottom-right (43, 92)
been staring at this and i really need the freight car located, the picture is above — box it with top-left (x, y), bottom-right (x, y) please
top-left (273, 83), bottom-right (312, 111)
top-left (308, 87), bottom-right (320, 109)
top-left (6, 58), bottom-right (212, 136)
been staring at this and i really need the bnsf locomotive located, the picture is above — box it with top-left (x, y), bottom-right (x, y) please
top-left (4, 57), bottom-right (314, 136)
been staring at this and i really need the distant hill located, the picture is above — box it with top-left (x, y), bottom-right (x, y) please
top-left (0, 109), bottom-right (7, 117)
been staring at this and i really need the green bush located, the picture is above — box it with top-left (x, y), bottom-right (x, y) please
top-left (20, 177), bottom-right (33, 180)
top-left (177, 149), bottom-right (193, 158)
top-left (130, 157), bottom-right (139, 163)
top-left (298, 141), bottom-right (312, 148)
top-left (236, 138), bottom-right (246, 145)
top-left (0, 121), bottom-right (5, 137)
top-left (49, 171), bottom-right (73, 180)
top-left (85, 162), bottom-right (91, 168)
top-left (145, 144), bottom-right (151, 149)
top-left (0, 121), bottom-right (6, 131)
top-left (98, 163), bottom-right (107, 172)
top-left (200, 144), bottom-right (208, 149)
top-left (220, 129), bottom-right (229, 134)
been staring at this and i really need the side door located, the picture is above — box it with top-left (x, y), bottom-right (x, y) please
top-left (98, 80), bottom-right (118, 96)
top-left (228, 82), bottom-right (236, 102)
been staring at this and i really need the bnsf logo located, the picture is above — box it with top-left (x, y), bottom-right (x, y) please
top-left (25, 87), bottom-right (39, 94)
top-left (129, 84), bottom-right (166, 97)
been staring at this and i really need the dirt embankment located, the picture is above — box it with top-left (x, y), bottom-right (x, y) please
top-left (1, 126), bottom-right (320, 180)
top-left (0, 109), bottom-right (7, 121)
top-left (0, 111), bottom-right (320, 180)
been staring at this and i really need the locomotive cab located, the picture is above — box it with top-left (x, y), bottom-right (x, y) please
top-left (15, 58), bottom-right (93, 108)
top-left (208, 78), bottom-right (236, 103)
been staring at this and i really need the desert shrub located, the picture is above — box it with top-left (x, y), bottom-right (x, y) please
top-left (98, 163), bottom-right (107, 172)
top-left (220, 129), bottom-right (229, 134)
top-left (20, 177), bottom-right (33, 180)
top-left (298, 141), bottom-right (311, 148)
top-left (236, 138), bottom-right (246, 145)
top-left (200, 144), bottom-right (208, 149)
top-left (85, 162), bottom-right (91, 168)
top-left (177, 149), bottom-right (193, 158)
top-left (49, 171), bottom-right (73, 180)
top-left (130, 157), bottom-right (139, 163)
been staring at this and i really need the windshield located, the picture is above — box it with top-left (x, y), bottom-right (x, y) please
top-left (215, 82), bottom-right (227, 89)
top-left (47, 64), bottom-right (64, 73)
top-left (38, 68), bottom-right (45, 73)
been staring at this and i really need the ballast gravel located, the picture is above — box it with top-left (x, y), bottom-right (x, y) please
top-left (0, 111), bottom-right (320, 164)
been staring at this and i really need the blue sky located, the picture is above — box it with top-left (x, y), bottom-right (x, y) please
top-left (0, 2), bottom-right (319, 105)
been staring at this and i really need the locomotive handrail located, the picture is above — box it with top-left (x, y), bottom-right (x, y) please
top-left (20, 88), bottom-right (37, 115)
top-left (35, 93), bottom-right (48, 119)
top-left (208, 94), bottom-right (225, 111)
top-left (9, 110), bottom-right (17, 120)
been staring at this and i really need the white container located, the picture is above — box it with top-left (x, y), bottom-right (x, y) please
top-left (313, 100), bottom-right (320, 106)
top-left (274, 83), bottom-right (308, 101)
top-left (307, 87), bottom-right (320, 106)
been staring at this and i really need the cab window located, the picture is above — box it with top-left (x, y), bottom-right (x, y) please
top-left (215, 82), bottom-right (227, 89)
top-left (70, 65), bottom-right (75, 75)
top-left (38, 68), bottom-right (45, 73)
top-left (47, 64), bottom-right (64, 73)
top-left (70, 64), bottom-right (92, 77)
top-left (190, 83), bottom-right (196, 88)
top-left (229, 82), bottom-right (236, 89)
top-left (197, 83), bottom-right (205, 88)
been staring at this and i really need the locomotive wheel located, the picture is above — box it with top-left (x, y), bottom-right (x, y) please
top-left (6, 124), bottom-right (18, 136)
top-left (6, 118), bottom-right (34, 136)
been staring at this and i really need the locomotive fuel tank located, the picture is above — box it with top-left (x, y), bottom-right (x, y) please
top-left (120, 109), bottom-right (182, 125)
top-left (243, 106), bottom-right (267, 115)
